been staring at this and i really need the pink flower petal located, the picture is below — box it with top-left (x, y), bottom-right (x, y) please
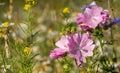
top-left (55, 36), bottom-right (69, 50)
top-left (50, 48), bottom-right (68, 59)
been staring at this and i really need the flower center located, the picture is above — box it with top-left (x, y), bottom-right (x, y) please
top-left (81, 23), bottom-right (88, 26)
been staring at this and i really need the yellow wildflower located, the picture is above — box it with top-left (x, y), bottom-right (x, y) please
top-left (0, 22), bottom-right (14, 27)
top-left (24, 4), bottom-right (31, 10)
top-left (19, 71), bottom-right (23, 73)
top-left (63, 7), bottom-right (70, 14)
top-left (80, 70), bottom-right (85, 73)
top-left (32, 1), bottom-right (36, 5)
top-left (0, 28), bottom-right (7, 38)
top-left (24, 47), bottom-right (31, 54)
top-left (2, 22), bottom-right (9, 27)
top-left (25, 0), bottom-right (36, 5)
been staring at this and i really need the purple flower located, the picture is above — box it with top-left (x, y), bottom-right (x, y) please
top-left (77, 5), bottom-right (110, 30)
top-left (68, 32), bottom-right (95, 67)
top-left (107, 17), bottom-right (120, 27)
top-left (50, 32), bottom-right (95, 67)
top-left (77, 6), bottom-right (103, 30)
top-left (50, 36), bottom-right (69, 59)
top-left (84, 6), bottom-right (103, 28)
top-left (111, 17), bottom-right (120, 24)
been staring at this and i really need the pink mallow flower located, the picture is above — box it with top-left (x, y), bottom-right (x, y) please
top-left (77, 5), bottom-right (109, 30)
top-left (50, 32), bottom-right (95, 67)
top-left (68, 32), bottom-right (95, 67)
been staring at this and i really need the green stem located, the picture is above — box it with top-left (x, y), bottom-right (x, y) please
top-left (21, 4), bottom-right (33, 73)
top-left (108, 0), bottom-right (115, 44)
top-left (27, 8), bottom-right (32, 45)
top-left (108, 0), bottom-right (117, 59)
top-left (1, 47), bottom-right (7, 72)
top-left (98, 38), bottom-right (104, 55)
